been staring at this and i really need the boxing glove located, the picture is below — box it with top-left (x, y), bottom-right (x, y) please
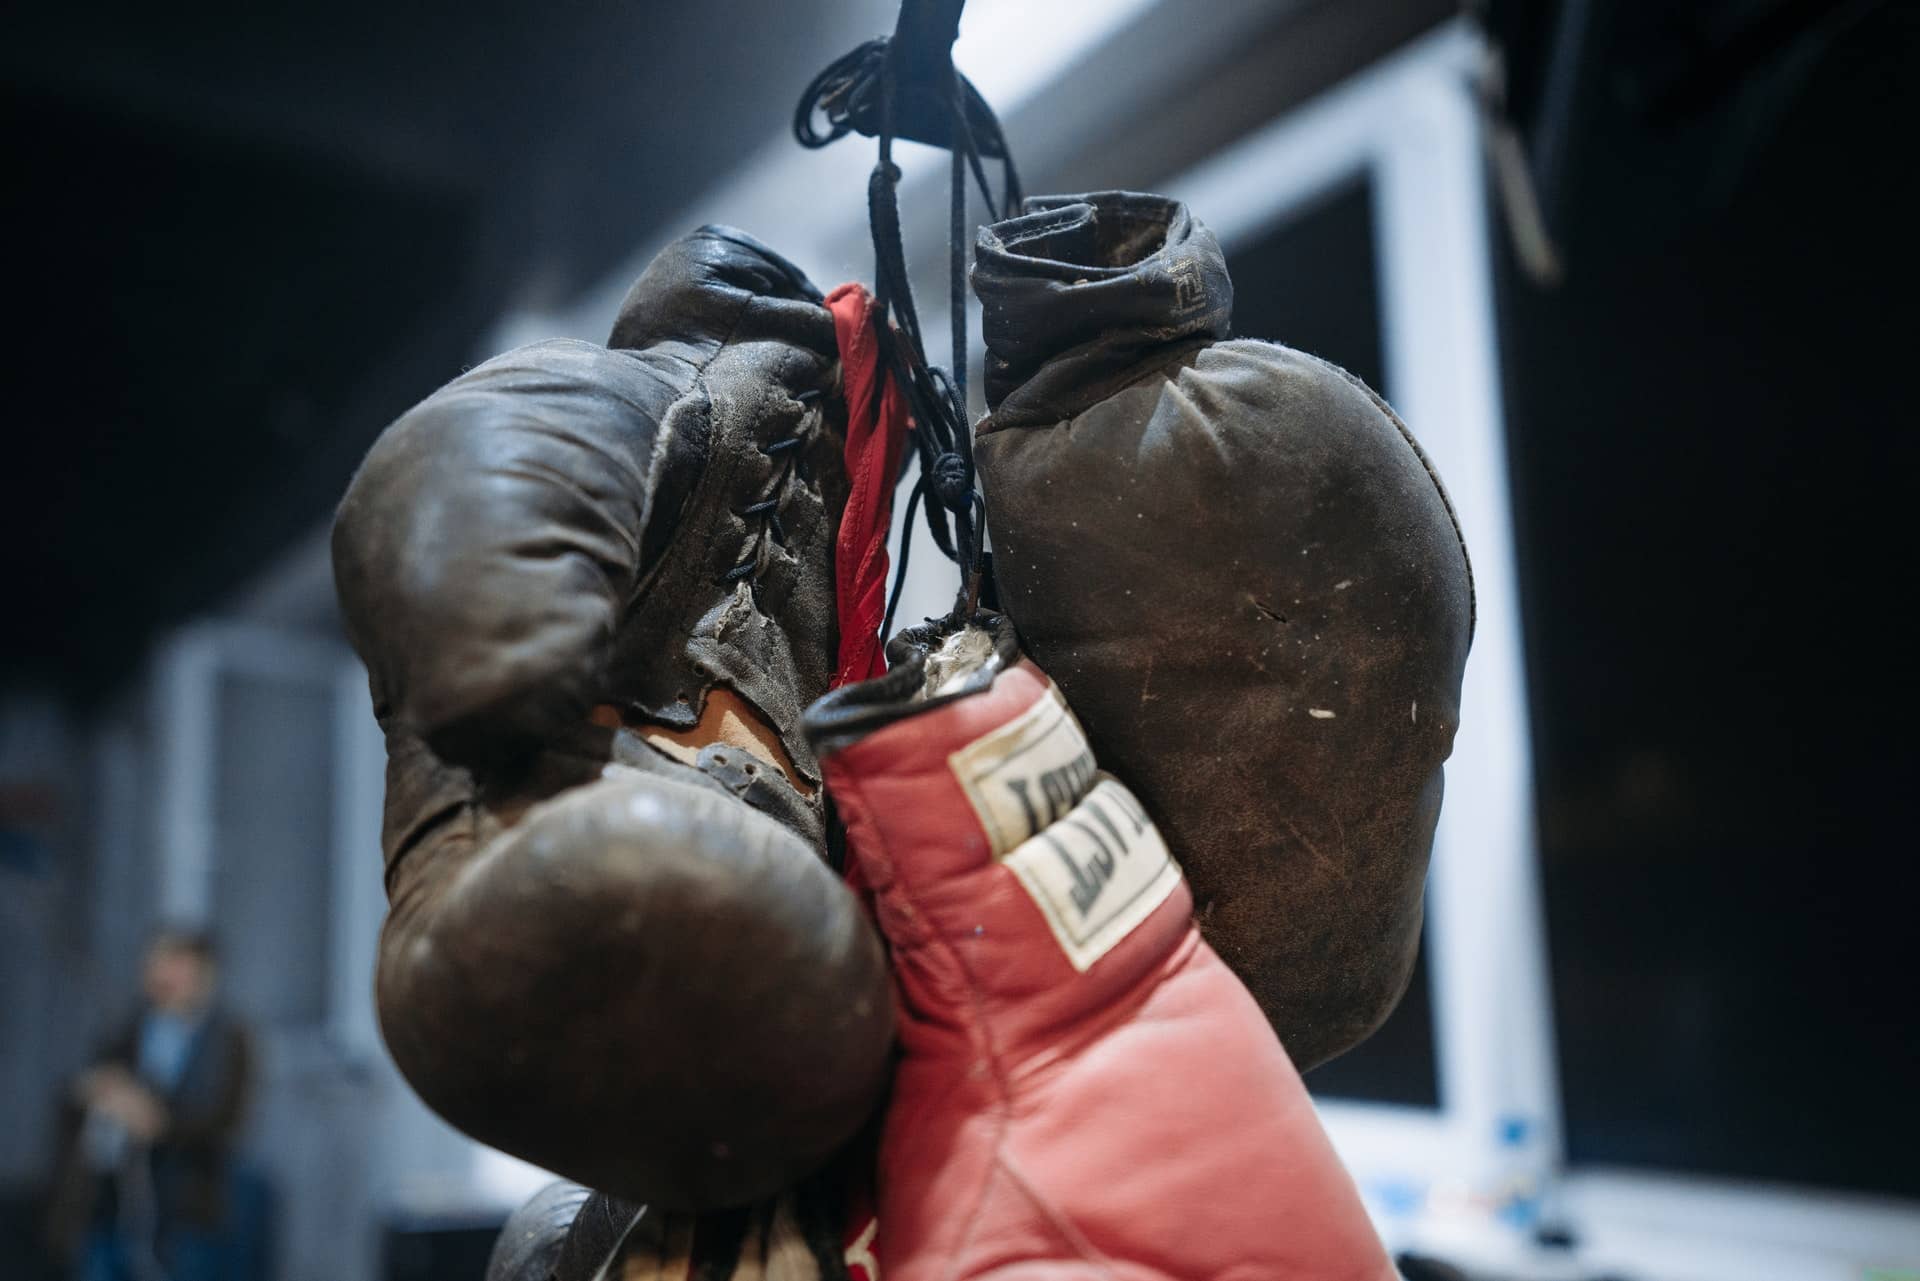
top-left (972, 192), bottom-right (1474, 1069)
top-left (331, 227), bottom-right (894, 1210)
top-left (805, 613), bottom-right (1397, 1281)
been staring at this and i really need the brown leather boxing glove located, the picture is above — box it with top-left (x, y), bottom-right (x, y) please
top-left (972, 192), bottom-right (1475, 1069)
top-left (331, 226), bottom-right (893, 1210)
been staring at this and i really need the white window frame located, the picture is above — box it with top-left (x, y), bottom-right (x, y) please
top-left (150, 618), bottom-right (384, 1054)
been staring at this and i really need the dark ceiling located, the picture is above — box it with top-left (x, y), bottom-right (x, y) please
top-left (3, 0), bottom-right (891, 695)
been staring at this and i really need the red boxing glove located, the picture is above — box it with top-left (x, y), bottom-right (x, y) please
top-left (804, 615), bottom-right (1396, 1281)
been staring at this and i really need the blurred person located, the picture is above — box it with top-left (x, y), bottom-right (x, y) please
top-left (44, 928), bottom-right (253, 1281)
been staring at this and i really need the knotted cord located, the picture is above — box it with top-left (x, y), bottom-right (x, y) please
top-left (795, 18), bottom-right (1020, 638)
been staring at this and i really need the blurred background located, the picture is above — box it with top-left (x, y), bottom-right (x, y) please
top-left (3, 1), bottom-right (1916, 1279)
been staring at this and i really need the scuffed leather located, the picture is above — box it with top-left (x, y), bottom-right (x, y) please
top-left (331, 227), bottom-right (893, 1210)
top-left (973, 192), bottom-right (1474, 1070)
top-left (974, 192), bottom-right (1231, 430)
top-left (335, 225), bottom-right (849, 794)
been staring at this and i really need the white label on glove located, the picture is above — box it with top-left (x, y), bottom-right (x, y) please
top-left (1002, 777), bottom-right (1182, 972)
top-left (947, 682), bottom-right (1097, 858)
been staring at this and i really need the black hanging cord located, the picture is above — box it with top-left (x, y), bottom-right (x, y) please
top-left (881, 475), bottom-right (927, 642)
top-left (795, 0), bottom-right (1021, 639)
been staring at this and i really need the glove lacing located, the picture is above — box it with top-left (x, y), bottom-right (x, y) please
top-left (719, 386), bottom-right (828, 610)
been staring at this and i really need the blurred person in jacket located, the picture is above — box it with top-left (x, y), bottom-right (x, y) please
top-left (45, 927), bottom-right (253, 1281)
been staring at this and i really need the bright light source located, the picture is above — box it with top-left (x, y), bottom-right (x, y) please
top-left (951, 0), bottom-right (1161, 109)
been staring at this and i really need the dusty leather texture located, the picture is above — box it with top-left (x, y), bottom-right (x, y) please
top-left (975, 192), bottom-right (1232, 431)
top-left (331, 226), bottom-right (893, 1210)
top-left (973, 192), bottom-right (1475, 1070)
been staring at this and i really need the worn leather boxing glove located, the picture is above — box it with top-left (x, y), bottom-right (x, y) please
top-left (331, 226), bottom-right (894, 1210)
top-left (805, 613), bottom-right (1397, 1281)
top-left (972, 192), bottom-right (1475, 1070)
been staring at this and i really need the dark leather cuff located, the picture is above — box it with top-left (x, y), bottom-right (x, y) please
top-left (801, 612), bottom-right (1019, 758)
top-left (973, 192), bottom-right (1233, 430)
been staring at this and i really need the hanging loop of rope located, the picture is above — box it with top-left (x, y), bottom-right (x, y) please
top-left (794, 0), bottom-right (1021, 631)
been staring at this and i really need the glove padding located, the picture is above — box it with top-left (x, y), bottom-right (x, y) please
top-left (973, 192), bottom-right (1474, 1068)
top-left (805, 614), bottom-right (1397, 1281)
top-left (333, 227), bottom-right (893, 1210)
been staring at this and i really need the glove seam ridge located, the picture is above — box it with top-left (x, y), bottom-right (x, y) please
top-left (1294, 347), bottom-right (1478, 641)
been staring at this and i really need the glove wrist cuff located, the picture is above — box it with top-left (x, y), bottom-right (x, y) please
top-left (973, 191), bottom-right (1232, 428)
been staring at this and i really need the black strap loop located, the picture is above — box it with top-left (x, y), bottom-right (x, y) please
top-left (796, 1), bottom-right (1018, 641)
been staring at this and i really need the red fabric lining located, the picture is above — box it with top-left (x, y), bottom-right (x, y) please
top-left (826, 283), bottom-right (912, 691)
top-left (825, 285), bottom-right (904, 1274)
